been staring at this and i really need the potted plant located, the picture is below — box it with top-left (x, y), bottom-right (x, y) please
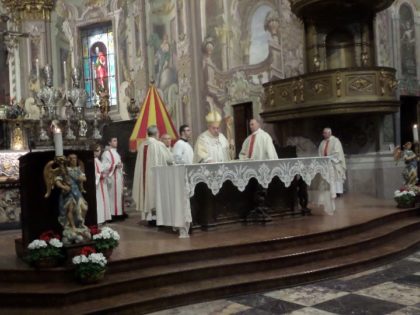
top-left (394, 188), bottom-right (416, 208)
top-left (25, 230), bottom-right (64, 268)
top-left (72, 246), bottom-right (107, 284)
top-left (90, 226), bottom-right (120, 258)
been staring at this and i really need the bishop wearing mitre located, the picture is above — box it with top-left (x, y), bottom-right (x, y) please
top-left (239, 119), bottom-right (278, 160)
top-left (193, 110), bottom-right (231, 163)
top-left (132, 125), bottom-right (174, 223)
top-left (318, 127), bottom-right (346, 195)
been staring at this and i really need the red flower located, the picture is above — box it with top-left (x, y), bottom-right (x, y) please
top-left (89, 225), bottom-right (101, 235)
top-left (80, 246), bottom-right (96, 256)
top-left (39, 230), bottom-right (61, 241)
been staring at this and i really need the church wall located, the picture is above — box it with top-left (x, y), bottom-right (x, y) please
top-left (1, 0), bottom-right (420, 149)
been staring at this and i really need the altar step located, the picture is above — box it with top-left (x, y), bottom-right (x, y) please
top-left (0, 208), bottom-right (419, 314)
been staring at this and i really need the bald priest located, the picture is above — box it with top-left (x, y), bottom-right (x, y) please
top-left (239, 119), bottom-right (278, 160)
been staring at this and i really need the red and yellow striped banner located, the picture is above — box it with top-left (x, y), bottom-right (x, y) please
top-left (129, 84), bottom-right (178, 151)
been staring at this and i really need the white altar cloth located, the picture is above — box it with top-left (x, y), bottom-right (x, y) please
top-left (154, 157), bottom-right (337, 238)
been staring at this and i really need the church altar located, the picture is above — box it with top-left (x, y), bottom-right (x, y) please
top-left (154, 157), bottom-right (337, 237)
top-left (0, 151), bottom-right (27, 229)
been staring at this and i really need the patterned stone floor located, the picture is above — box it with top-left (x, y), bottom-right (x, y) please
top-left (150, 251), bottom-right (420, 315)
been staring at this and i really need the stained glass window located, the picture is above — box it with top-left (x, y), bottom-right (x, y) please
top-left (81, 23), bottom-right (117, 108)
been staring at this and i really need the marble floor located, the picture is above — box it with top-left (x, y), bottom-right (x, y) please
top-left (150, 251), bottom-right (420, 315)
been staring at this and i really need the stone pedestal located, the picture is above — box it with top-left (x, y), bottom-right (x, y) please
top-left (346, 152), bottom-right (403, 199)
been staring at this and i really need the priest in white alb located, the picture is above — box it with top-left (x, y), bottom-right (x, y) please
top-left (318, 127), bottom-right (346, 195)
top-left (102, 136), bottom-right (125, 219)
top-left (193, 110), bottom-right (230, 163)
top-left (173, 124), bottom-right (194, 164)
top-left (239, 119), bottom-right (278, 160)
top-left (94, 144), bottom-right (111, 224)
top-left (132, 125), bottom-right (174, 223)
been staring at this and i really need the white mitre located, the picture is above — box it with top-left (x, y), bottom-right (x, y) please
top-left (205, 110), bottom-right (222, 127)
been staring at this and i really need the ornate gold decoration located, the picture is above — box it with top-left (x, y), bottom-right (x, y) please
top-left (279, 87), bottom-right (289, 99)
top-left (292, 80), bottom-right (298, 104)
top-left (379, 70), bottom-right (386, 96)
top-left (1, 0), bottom-right (55, 21)
top-left (99, 91), bottom-right (110, 120)
top-left (336, 72), bottom-right (342, 97)
top-left (261, 67), bottom-right (399, 122)
top-left (266, 85), bottom-right (275, 107)
top-left (349, 78), bottom-right (373, 93)
top-left (308, 79), bottom-right (329, 96)
top-left (298, 78), bottom-right (304, 103)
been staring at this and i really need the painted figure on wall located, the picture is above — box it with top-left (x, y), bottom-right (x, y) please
top-left (399, 4), bottom-right (417, 78)
top-left (154, 34), bottom-right (171, 87)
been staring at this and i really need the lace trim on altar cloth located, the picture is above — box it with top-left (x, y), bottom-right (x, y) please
top-left (184, 157), bottom-right (335, 197)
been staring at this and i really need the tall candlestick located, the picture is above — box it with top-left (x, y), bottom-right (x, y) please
top-left (413, 125), bottom-right (419, 143)
top-left (53, 128), bottom-right (63, 156)
top-left (63, 61), bottom-right (67, 91)
top-left (35, 58), bottom-right (40, 80)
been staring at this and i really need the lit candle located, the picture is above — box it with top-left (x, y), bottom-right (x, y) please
top-left (53, 128), bottom-right (63, 156)
top-left (413, 124), bottom-right (419, 143)
top-left (35, 58), bottom-right (40, 80)
top-left (63, 61), bottom-right (67, 90)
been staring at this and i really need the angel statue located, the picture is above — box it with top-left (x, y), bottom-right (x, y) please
top-left (394, 142), bottom-right (418, 186)
top-left (44, 154), bottom-right (91, 245)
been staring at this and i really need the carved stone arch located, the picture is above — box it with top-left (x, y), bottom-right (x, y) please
top-left (394, 0), bottom-right (417, 14)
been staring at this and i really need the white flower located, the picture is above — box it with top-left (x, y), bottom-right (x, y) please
top-left (28, 239), bottom-right (48, 250)
top-left (88, 253), bottom-right (107, 267)
top-left (72, 255), bottom-right (82, 265)
top-left (49, 238), bottom-right (63, 248)
top-left (93, 227), bottom-right (120, 241)
top-left (81, 255), bottom-right (89, 263)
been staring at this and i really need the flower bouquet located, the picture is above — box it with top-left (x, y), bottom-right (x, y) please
top-left (72, 246), bottom-right (107, 284)
top-left (25, 230), bottom-right (64, 268)
top-left (90, 226), bottom-right (120, 258)
top-left (394, 188), bottom-right (416, 208)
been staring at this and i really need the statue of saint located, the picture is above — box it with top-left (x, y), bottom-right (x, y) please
top-left (44, 154), bottom-right (90, 245)
top-left (394, 142), bottom-right (418, 186)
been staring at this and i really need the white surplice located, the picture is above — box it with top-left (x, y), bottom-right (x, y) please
top-left (102, 148), bottom-right (124, 216)
top-left (132, 137), bottom-right (174, 220)
top-left (239, 128), bottom-right (278, 160)
top-left (172, 139), bottom-right (194, 164)
top-left (318, 135), bottom-right (346, 194)
top-left (95, 157), bottom-right (111, 224)
top-left (193, 130), bottom-right (230, 163)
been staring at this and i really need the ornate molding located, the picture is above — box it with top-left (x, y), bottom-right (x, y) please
top-left (261, 67), bottom-right (399, 122)
top-left (289, 0), bottom-right (395, 18)
top-left (1, 0), bottom-right (55, 21)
